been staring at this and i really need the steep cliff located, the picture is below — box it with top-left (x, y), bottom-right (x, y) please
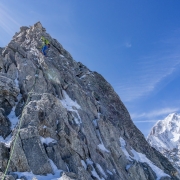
top-left (0, 22), bottom-right (179, 180)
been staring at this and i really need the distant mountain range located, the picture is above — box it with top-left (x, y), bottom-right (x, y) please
top-left (147, 113), bottom-right (180, 173)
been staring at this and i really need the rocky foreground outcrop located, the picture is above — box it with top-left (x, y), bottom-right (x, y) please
top-left (0, 22), bottom-right (179, 180)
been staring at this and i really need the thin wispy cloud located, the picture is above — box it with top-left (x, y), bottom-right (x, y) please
top-left (131, 107), bottom-right (179, 119)
top-left (116, 44), bottom-right (180, 102)
top-left (0, 2), bottom-right (20, 35)
top-left (134, 120), bottom-right (160, 123)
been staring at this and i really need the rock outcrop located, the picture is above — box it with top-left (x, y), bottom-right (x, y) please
top-left (0, 22), bottom-right (179, 180)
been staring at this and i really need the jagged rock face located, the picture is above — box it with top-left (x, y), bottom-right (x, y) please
top-left (0, 22), bottom-right (179, 180)
top-left (147, 113), bottom-right (180, 175)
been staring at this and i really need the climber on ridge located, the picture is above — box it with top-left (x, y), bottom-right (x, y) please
top-left (41, 36), bottom-right (50, 56)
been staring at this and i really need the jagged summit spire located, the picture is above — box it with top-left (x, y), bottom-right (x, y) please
top-left (4, 21), bottom-right (72, 62)
top-left (18, 21), bottom-right (44, 32)
top-left (12, 21), bottom-right (45, 40)
top-left (34, 21), bottom-right (43, 28)
top-left (31, 21), bottom-right (46, 32)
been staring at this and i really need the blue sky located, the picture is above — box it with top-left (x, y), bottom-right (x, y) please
top-left (1, 0), bottom-right (180, 137)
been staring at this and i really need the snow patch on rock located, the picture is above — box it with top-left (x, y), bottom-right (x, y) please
top-left (0, 134), bottom-right (12, 147)
top-left (120, 137), bottom-right (170, 180)
top-left (86, 159), bottom-right (105, 180)
top-left (8, 107), bottom-right (19, 130)
top-left (60, 90), bottom-right (82, 124)
top-left (40, 137), bottom-right (57, 145)
top-left (98, 144), bottom-right (110, 153)
top-left (15, 159), bottom-right (62, 180)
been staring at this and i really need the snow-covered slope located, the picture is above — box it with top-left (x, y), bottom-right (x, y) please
top-left (147, 113), bottom-right (180, 173)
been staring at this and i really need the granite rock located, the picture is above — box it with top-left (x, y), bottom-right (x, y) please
top-left (0, 22), bottom-right (179, 180)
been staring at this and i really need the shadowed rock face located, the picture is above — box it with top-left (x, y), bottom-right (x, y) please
top-left (0, 22), bottom-right (179, 180)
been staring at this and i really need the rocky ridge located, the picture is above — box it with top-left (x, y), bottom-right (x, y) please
top-left (0, 22), bottom-right (179, 180)
top-left (147, 113), bottom-right (180, 175)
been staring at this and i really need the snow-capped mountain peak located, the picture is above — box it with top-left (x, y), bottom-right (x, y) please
top-left (147, 113), bottom-right (180, 173)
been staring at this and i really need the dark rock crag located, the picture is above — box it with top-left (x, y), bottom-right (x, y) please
top-left (0, 22), bottom-right (179, 180)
